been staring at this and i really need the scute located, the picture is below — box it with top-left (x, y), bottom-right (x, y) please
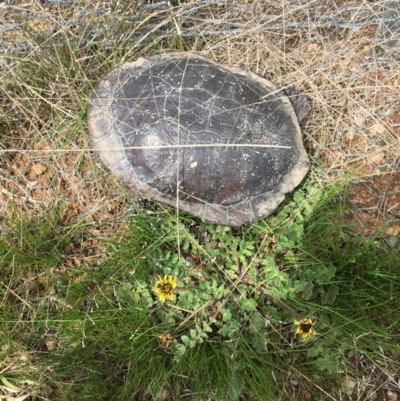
top-left (88, 52), bottom-right (310, 226)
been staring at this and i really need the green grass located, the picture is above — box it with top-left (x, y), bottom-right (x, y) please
top-left (1, 177), bottom-right (399, 400)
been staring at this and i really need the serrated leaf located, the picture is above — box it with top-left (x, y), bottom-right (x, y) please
top-left (181, 239), bottom-right (190, 250)
top-left (219, 320), bottom-right (241, 338)
top-left (293, 191), bottom-right (304, 202)
top-left (174, 343), bottom-right (186, 359)
top-left (248, 265), bottom-right (258, 284)
top-left (199, 292), bottom-right (212, 301)
top-left (307, 346), bottom-right (321, 358)
top-left (221, 308), bottom-right (232, 322)
top-left (316, 265), bottom-right (336, 284)
top-left (225, 269), bottom-right (238, 280)
top-left (251, 335), bottom-right (267, 352)
top-left (249, 312), bottom-right (264, 333)
top-left (228, 375), bottom-right (245, 400)
top-left (265, 306), bottom-right (282, 322)
top-left (177, 291), bottom-right (193, 308)
top-left (226, 262), bottom-right (239, 272)
top-left (215, 284), bottom-right (227, 298)
top-left (181, 335), bottom-right (190, 345)
top-left (303, 201), bottom-right (314, 216)
top-left (202, 322), bottom-right (213, 333)
top-left (322, 285), bottom-right (339, 305)
top-left (199, 331), bottom-right (209, 340)
top-left (287, 223), bottom-right (304, 241)
top-left (316, 354), bottom-right (340, 373)
top-left (300, 281), bottom-right (314, 300)
top-left (262, 254), bottom-right (276, 269)
top-left (240, 297), bottom-right (257, 311)
top-left (116, 285), bottom-right (138, 305)
top-left (143, 296), bottom-right (153, 308)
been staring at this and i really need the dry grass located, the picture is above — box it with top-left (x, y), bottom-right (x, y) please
top-left (1, 0), bottom-right (399, 235)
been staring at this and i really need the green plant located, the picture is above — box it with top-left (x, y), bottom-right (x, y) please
top-left (112, 178), bottom-right (400, 399)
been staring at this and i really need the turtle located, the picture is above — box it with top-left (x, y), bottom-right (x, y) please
top-left (88, 52), bottom-right (310, 227)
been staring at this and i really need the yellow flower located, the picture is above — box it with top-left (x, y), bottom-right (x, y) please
top-left (294, 318), bottom-right (318, 341)
top-left (154, 275), bottom-right (177, 302)
top-left (266, 235), bottom-right (277, 253)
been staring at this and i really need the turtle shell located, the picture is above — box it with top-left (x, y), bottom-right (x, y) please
top-left (88, 52), bottom-right (310, 226)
